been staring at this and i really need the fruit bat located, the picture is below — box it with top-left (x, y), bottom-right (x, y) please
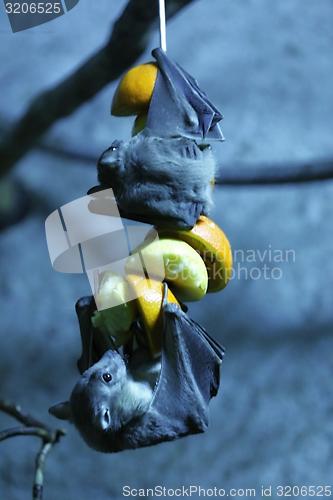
top-left (49, 286), bottom-right (224, 452)
top-left (97, 48), bottom-right (224, 230)
top-left (98, 136), bottom-right (215, 229)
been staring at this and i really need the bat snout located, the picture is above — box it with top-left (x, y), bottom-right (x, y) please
top-left (98, 141), bottom-right (122, 168)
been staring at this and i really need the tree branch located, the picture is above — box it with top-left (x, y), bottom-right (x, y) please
top-left (0, 399), bottom-right (65, 500)
top-left (0, 426), bottom-right (51, 442)
top-left (33, 441), bottom-right (54, 500)
top-left (0, 399), bottom-right (48, 428)
top-left (0, 0), bottom-right (196, 177)
top-left (215, 159), bottom-right (333, 185)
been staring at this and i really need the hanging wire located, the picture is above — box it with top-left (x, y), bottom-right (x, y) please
top-left (159, 0), bottom-right (167, 51)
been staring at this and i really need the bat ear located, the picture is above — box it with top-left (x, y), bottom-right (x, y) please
top-left (49, 401), bottom-right (73, 422)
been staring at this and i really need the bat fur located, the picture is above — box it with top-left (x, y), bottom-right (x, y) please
top-left (98, 134), bottom-right (216, 228)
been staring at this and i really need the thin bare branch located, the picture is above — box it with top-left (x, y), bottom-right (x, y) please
top-left (215, 159), bottom-right (333, 185)
top-left (0, 399), bottom-right (48, 429)
top-left (0, 399), bottom-right (66, 500)
top-left (32, 441), bottom-right (54, 500)
top-left (0, 426), bottom-right (50, 442)
top-left (0, 0), bottom-right (196, 177)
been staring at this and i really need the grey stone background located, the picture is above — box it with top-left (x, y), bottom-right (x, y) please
top-left (0, 0), bottom-right (333, 499)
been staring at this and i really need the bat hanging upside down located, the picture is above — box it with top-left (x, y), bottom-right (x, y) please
top-left (98, 134), bottom-right (216, 229)
top-left (49, 287), bottom-right (224, 453)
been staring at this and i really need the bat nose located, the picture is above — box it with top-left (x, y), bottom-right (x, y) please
top-left (99, 150), bottom-right (114, 167)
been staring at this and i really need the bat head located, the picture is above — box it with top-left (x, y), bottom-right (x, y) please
top-left (49, 349), bottom-right (153, 452)
top-left (97, 140), bottom-right (124, 187)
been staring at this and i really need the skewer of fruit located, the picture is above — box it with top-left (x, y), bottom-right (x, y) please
top-left (92, 62), bottom-right (232, 358)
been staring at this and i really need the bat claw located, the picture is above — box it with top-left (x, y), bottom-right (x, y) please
top-left (162, 282), bottom-right (169, 308)
top-left (181, 141), bottom-right (200, 160)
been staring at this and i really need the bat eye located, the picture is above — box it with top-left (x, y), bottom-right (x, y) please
top-left (110, 140), bottom-right (121, 151)
top-left (103, 372), bottom-right (112, 383)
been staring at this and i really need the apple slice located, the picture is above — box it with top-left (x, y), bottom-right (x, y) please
top-left (155, 216), bottom-right (233, 292)
top-left (92, 272), bottom-right (137, 348)
top-left (126, 238), bottom-right (208, 302)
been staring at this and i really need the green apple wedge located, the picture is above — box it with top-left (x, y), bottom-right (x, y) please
top-left (126, 238), bottom-right (208, 302)
top-left (132, 113), bottom-right (147, 136)
top-left (92, 272), bottom-right (137, 348)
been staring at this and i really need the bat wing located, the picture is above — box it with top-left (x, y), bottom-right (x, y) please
top-left (152, 301), bottom-right (223, 419)
top-left (76, 296), bottom-right (116, 374)
top-left (146, 48), bottom-right (224, 142)
top-left (120, 297), bottom-right (224, 450)
top-left (76, 296), bottom-right (98, 374)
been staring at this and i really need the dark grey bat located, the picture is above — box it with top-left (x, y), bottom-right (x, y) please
top-left (49, 288), bottom-right (224, 452)
top-left (98, 135), bottom-right (216, 229)
top-left (97, 48), bottom-right (224, 229)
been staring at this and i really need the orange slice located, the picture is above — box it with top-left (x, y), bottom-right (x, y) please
top-left (155, 216), bottom-right (233, 292)
top-left (127, 275), bottom-right (179, 357)
top-left (111, 63), bottom-right (158, 117)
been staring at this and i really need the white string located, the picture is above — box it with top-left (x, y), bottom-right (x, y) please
top-left (159, 0), bottom-right (167, 52)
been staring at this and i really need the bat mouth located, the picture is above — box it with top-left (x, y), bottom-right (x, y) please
top-left (198, 143), bottom-right (212, 152)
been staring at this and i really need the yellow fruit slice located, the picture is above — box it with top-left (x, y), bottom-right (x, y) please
top-left (156, 216), bottom-right (233, 292)
top-left (132, 113), bottom-right (148, 136)
top-left (127, 275), bottom-right (179, 357)
top-left (126, 238), bottom-right (208, 302)
top-left (111, 63), bottom-right (158, 117)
